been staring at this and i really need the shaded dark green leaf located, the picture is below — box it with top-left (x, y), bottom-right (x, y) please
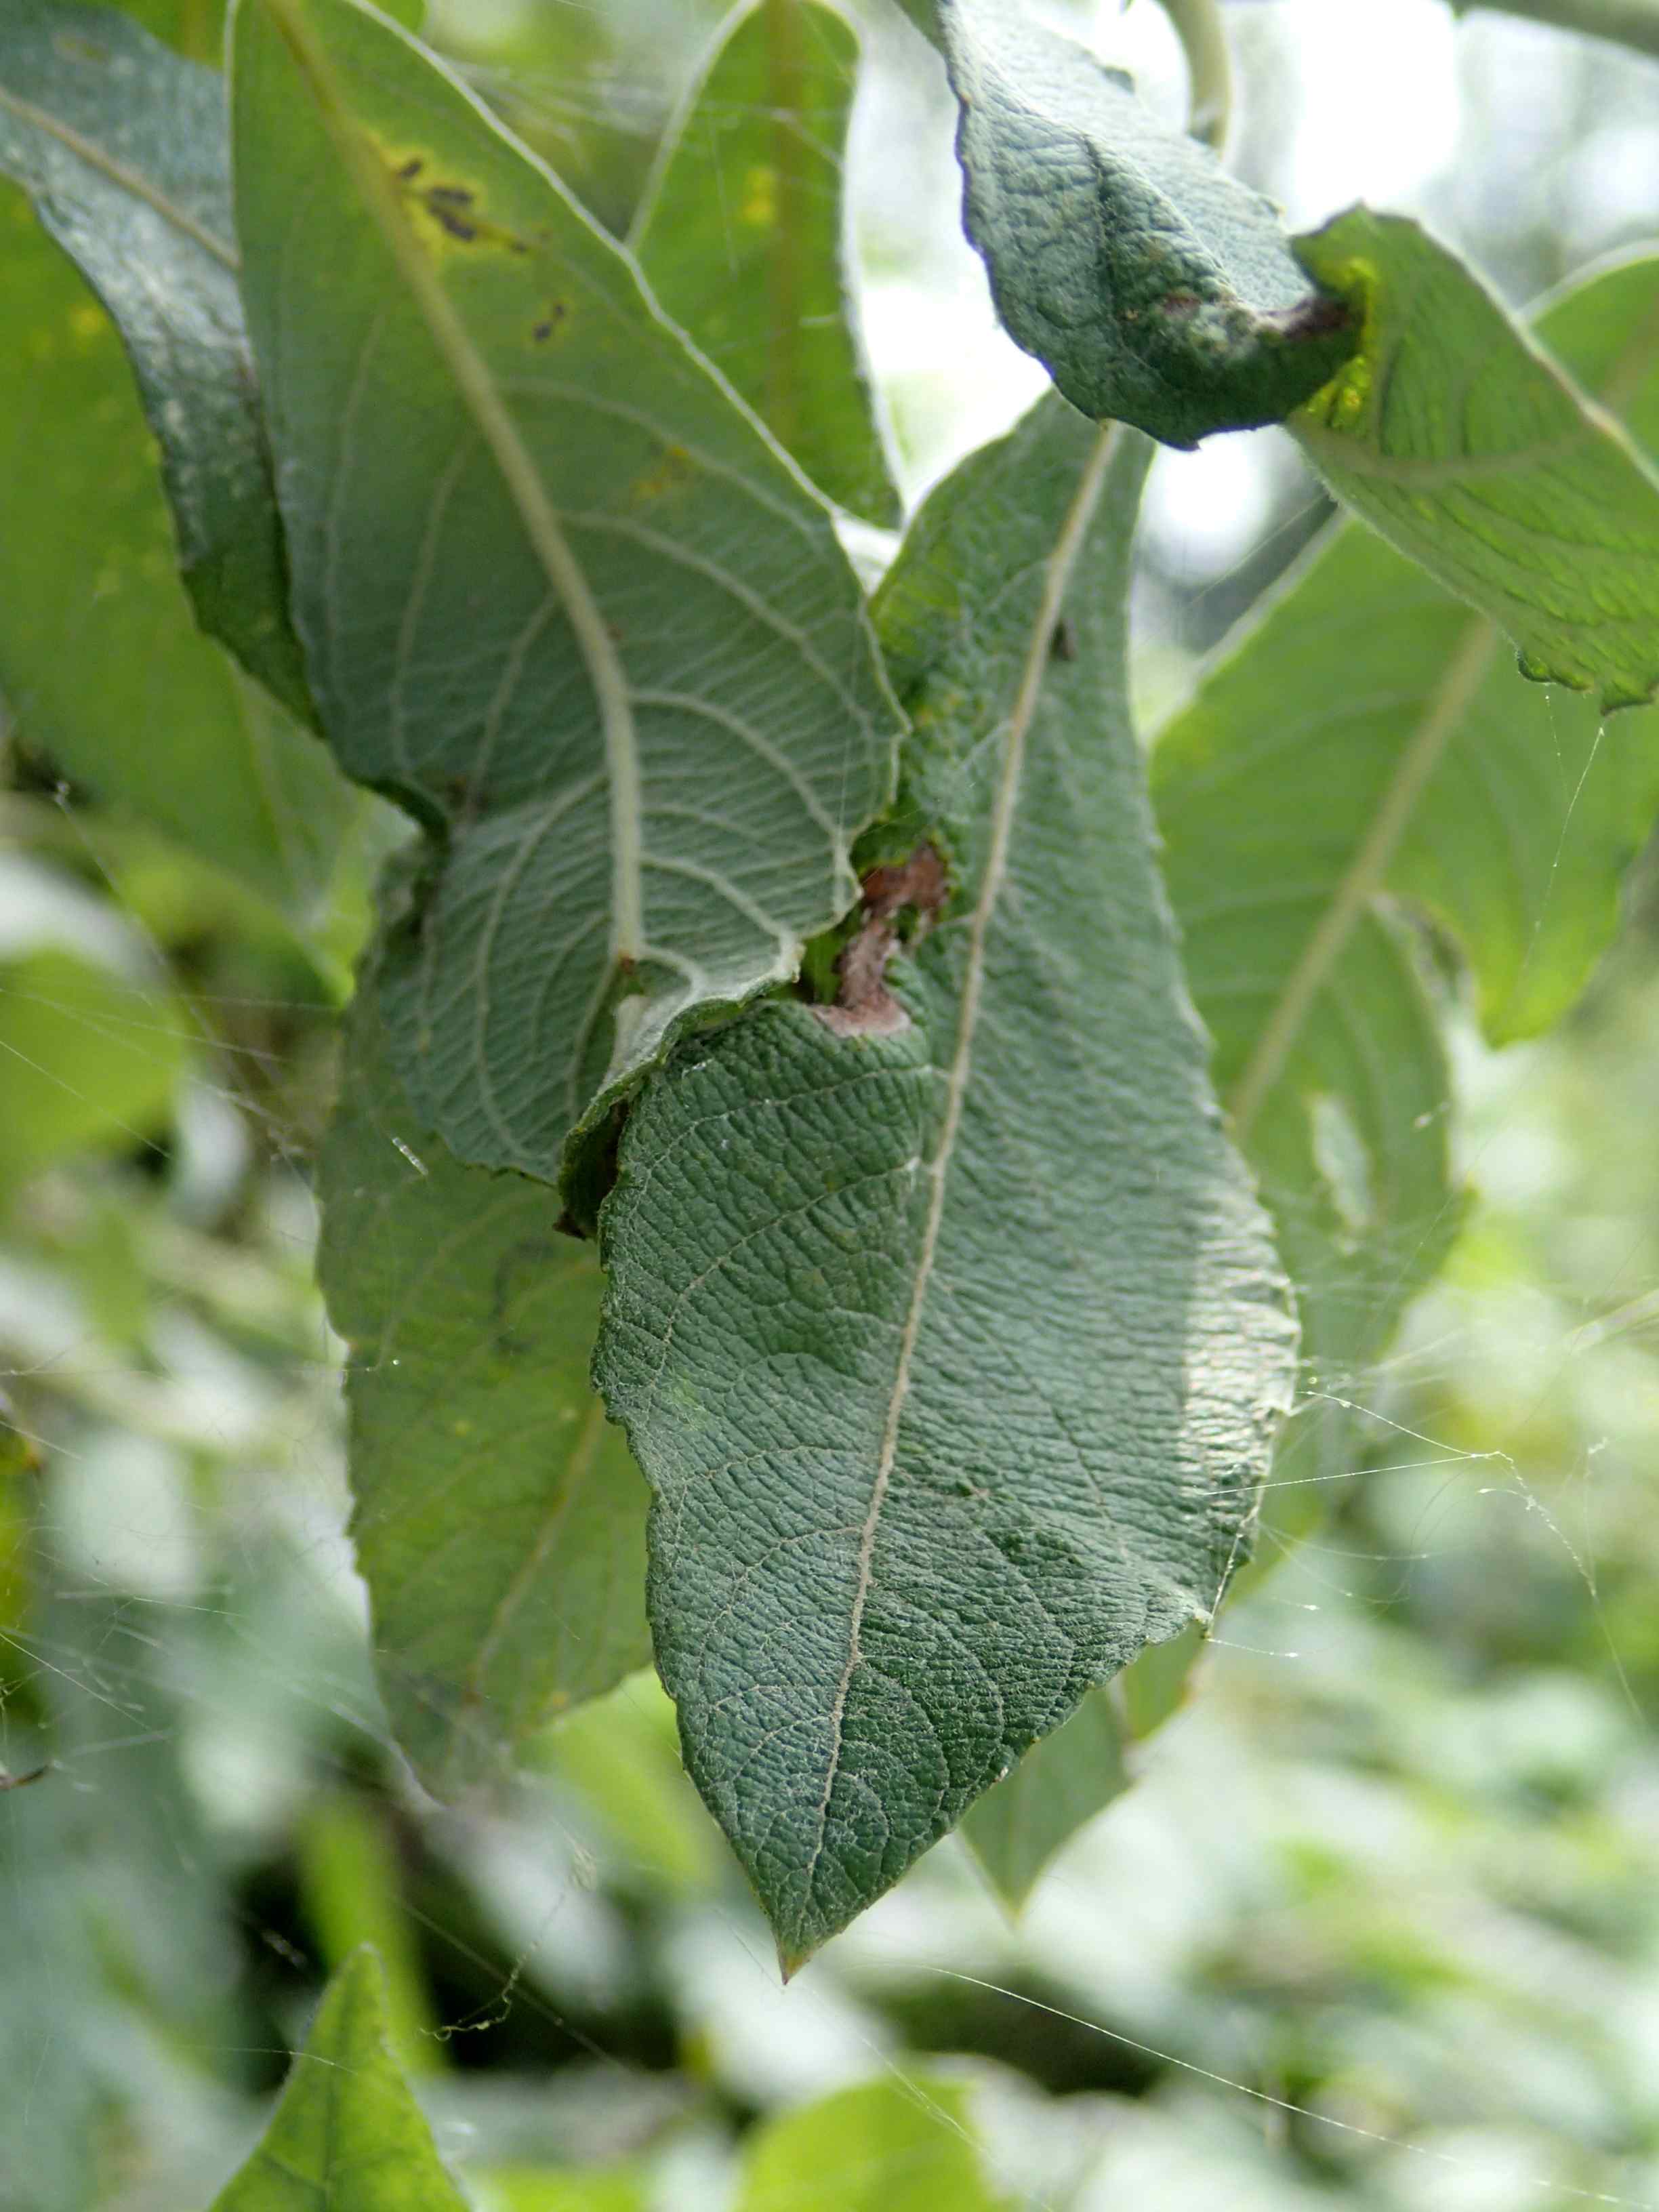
top-left (938, 0), bottom-right (1353, 447)
top-left (633, 0), bottom-right (900, 525)
top-left (598, 396), bottom-right (1296, 1966)
top-left (318, 961), bottom-right (649, 1797)
top-left (232, 0), bottom-right (897, 1214)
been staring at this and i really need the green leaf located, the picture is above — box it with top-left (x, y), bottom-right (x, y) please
top-left (209, 1946), bottom-right (467, 2211)
top-left (937, 0), bottom-right (1353, 447)
top-left (317, 966), bottom-right (649, 1797)
top-left (1292, 209), bottom-right (1659, 713)
top-left (598, 396), bottom-right (1297, 1967)
top-left (476, 2170), bottom-right (647, 2212)
top-left (0, 173), bottom-right (354, 920)
top-left (960, 1683), bottom-right (1128, 1910)
top-left (0, 0), bottom-right (312, 716)
top-left (1154, 249), bottom-right (1659, 1378)
top-left (737, 2077), bottom-right (1006, 2212)
top-left (0, 857), bottom-right (189, 1193)
top-left (232, 0), bottom-right (897, 1214)
top-left (632, 0), bottom-right (899, 527)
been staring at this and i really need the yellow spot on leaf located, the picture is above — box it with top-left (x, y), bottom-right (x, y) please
top-left (629, 443), bottom-right (695, 506)
top-left (739, 164), bottom-right (777, 227)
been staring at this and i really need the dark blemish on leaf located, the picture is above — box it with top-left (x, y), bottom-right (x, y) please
top-left (1269, 290), bottom-right (1353, 346)
top-left (1050, 617), bottom-right (1079, 663)
top-left (532, 302), bottom-right (569, 343)
top-left (490, 1234), bottom-right (565, 1355)
top-left (396, 157), bottom-right (424, 181)
top-left (0, 1764), bottom-right (49, 1793)
top-left (1161, 291), bottom-right (1202, 317)
top-left (427, 199), bottom-right (479, 244)
top-left (815, 845), bottom-right (947, 1038)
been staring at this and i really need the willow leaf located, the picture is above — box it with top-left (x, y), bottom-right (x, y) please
top-left (632, 0), bottom-right (899, 526)
top-left (232, 0), bottom-right (896, 1215)
top-left (1293, 210), bottom-right (1659, 712)
top-left (598, 395), bottom-right (1296, 1967)
top-left (0, 0), bottom-right (311, 715)
top-left (1157, 250), bottom-right (1659, 1380)
top-left (938, 0), bottom-right (1353, 447)
top-left (210, 1947), bottom-right (468, 2210)
top-left (318, 961), bottom-right (649, 1798)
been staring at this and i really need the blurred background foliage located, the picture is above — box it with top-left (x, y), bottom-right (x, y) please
top-left (3, 2), bottom-right (1659, 2206)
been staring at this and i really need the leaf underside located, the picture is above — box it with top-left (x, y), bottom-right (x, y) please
top-left (1156, 249), bottom-right (1659, 1385)
top-left (1294, 209), bottom-right (1659, 713)
top-left (598, 396), bottom-right (1296, 1967)
top-left (317, 959), bottom-right (649, 1799)
top-left (938, 0), bottom-right (1354, 447)
top-left (0, 0), bottom-right (310, 715)
top-left (232, 0), bottom-right (896, 1214)
top-left (632, 0), bottom-right (901, 527)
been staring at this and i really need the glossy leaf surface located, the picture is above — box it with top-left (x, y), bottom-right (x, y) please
top-left (1294, 210), bottom-right (1659, 712)
top-left (0, 0), bottom-right (310, 712)
top-left (1157, 250), bottom-right (1659, 1378)
top-left (210, 1946), bottom-right (468, 2209)
top-left (318, 964), bottom-right (649, 1797)
top-left (633, 0), bottom-right (899, 525)
top-left (599, 397), bottom-right (1296, 1965)
top-left (232, 0), bottom-right (896, 1212)
top-left (938, 0), bottom-right (1353, 446)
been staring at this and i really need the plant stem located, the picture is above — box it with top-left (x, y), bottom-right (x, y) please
top-left (1158, 0), bottom-right (1233, 150)
top-left (1460, 0), bottom-right (1659, 58)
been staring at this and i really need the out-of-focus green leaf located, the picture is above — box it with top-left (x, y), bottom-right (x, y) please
top-left (1293, 210), bottom-right (1659, 712)
top-left (296, 1793), bottom-right (441, 2074)
top-left (1155, 250), bottom-right (1659, 1381)
top-left (317, 968), bottom-right (649, 1798)
top-left (0, 1), bottom-right (310, 714)
top-left (475, 2170), bottom-right (647, 2212)
top-left (209, 1946), bottom-right (470, 2211)
top-left (541, 1672), bottom-right (722, 1893)
top-left (632, 0), bottom-right (899, 525)
top-left (937, 0), bottom-right (1353, 446)
top-left (598, 399), bottom-right (1296, 1967)
top-left (961, 1685), bottom-right (1128, 1910)
top-left (232, 0), bottom-right (896, 1213)
top-left (0, 183), bottom-right (353, 920)
top-left (736, 2077), bottom-right (1006, 2212)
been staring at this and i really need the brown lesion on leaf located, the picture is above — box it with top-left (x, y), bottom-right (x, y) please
top-left (629, 443), bottom-right (696, 506)
top-left (815, 845), bottom-right (948, 1038)
top-left (379, 142), bottom-right (533, 257)
top-left (531, 301), bottom-right (569, 344)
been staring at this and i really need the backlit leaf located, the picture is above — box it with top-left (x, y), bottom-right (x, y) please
top-left (632, 0), bottom-right (899, 525)
top-left (232, 0), bottom-right (897, 1215)
top-left (598, 396), bottom-right (1296, 1966)
top-left (209, 1947), bottom-right (468, 2210)
top-left (737, 2077), bottom-right (1006, 2212)
top-left (1293, 209), bottom-right (1659, 712)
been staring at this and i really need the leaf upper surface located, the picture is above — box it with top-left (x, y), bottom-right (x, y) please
top-left (0, 0), bottom-right (312, 714)
top-left (318, 964), bottom-right (649, 1797)
top-left (1293, 210), bottom-right (1659, 712)
top-left (598, 396), bottom-right (1296, 1965)
top-left (232, 0), bottom-right (897, 1211)
top-left (632, 0), bottom-right (900, 527)
top-left (1156, 250), bottom-right (1659, 1379)
top-left (210, 1946), bottom-right (469, 2209)
top-left (937, 0), bottom-right (1354, 447)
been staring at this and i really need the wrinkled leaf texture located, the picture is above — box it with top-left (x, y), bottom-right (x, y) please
top-left (232, 0), bottom-right (897, 1216)
top-left (318, 959), bottom-right (649, 1797)
top-left (599, 396), bottom-right (1297, 1967)
top-left (1156, 249), bottom-right (1659, 1389)
top-left (1294, 209), bottom-right (1659, 712)
top-left (938, 0), bottom-right (1353, 447)
top-left (632, 0), bottom-right (900, 526)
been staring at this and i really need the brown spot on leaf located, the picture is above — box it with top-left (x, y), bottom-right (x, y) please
top-left (815, 845), bottom-right (948, 1037)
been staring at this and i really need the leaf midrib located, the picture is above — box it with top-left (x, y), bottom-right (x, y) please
top-left (258, 0), bottom-right (647, 964)
top-left (0, 80), bottom-right (238, 269)
top-left (796, 421), bottom-right (1123, 1952)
